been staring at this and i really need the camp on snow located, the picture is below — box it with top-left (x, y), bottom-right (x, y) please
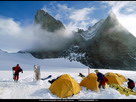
top-left (105, 72), bottom-right (127, 85)
top-left (48, 72), bottom-right (135, 98)
top-left (49, 74), bottom-right (81, 98)
top-left (80, 73), bottom-right (100, 92)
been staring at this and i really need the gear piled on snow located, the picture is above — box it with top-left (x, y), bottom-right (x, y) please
top-left (109, 84), bottom-right (136, 96)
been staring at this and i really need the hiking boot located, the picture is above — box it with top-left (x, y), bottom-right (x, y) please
top-left (14, 80), bottom-right (18, 82)
top-left (102, 86), bottom-right (105, 89)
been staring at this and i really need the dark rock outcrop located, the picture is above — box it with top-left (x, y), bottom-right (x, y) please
top-left (23, 10), bottom-right (136, 70)
top-left (35, 10), bottom-right (65, 32)
top-left (84, 12), bottom-right (136, 70)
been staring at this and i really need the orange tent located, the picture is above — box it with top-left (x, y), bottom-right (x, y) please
top-left (80, 73), bottom-right (99, 92)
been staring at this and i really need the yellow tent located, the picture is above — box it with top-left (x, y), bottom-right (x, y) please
top-left (49, 74), bottom-right (81, 98)
top-left (80, 73), bottom-right (99, 92)
top-left (115, 73), bottom-right (128, 82)
top-left (105, 72), bottom-right (127, 85)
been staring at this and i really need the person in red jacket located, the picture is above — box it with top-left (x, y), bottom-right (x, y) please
top-left (127, 78), bottom-right (135, 90)
top-left (12, 64), bottom-right (23, 82)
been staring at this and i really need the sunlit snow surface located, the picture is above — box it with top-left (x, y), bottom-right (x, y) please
top-left (80, 19), bottom-right (104, 40)
top-left (0, 50), bottom-right (136, 99)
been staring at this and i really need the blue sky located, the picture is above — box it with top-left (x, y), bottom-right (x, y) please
top-left (0, 1), bottom-right (136, 52)
top-left (0, 1), bottom-right (109, 26)
top-left (0, 1), bottom-right (47, 25)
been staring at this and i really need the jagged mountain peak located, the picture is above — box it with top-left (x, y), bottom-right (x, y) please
top-left (37, 9), bottom-right (47, 14)
top-left (35, 9), bottom-right (65, 32)
top-left (85, 10), bottom-right (136, 69)
top-left (109, 11), bottom-right (116, 18)
top-left (105, 11), bottom-right (119, 26)
top-left (29, 9), bottom-right (136, 70)
top-left (36, 9), bottom-right (53, 19)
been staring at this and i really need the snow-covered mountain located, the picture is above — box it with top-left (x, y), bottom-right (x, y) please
top-left (64, 12), bottom-right (136, 70)
top-left (80, 19), bottom-right (105, 40)
top-left (21, 10), bottom-right (136, 70)
top-left (84, 12), bottom-right (136, 70)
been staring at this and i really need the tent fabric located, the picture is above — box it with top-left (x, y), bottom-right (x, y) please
top-left (105, 72), bottom-right (127, 85)
top-left (49, 74), bottom-right (81, 98)
top-left (115, 73), bottom-right (128, 82)
top-left (80, 73), bottom-right (99, 92)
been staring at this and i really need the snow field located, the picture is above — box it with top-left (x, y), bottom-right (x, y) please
top-left (0, 68), bottom-right (136, 99)
top-left (0, 50), bottom-right (136, 99)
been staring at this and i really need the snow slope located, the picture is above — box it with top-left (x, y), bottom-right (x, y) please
top-left (0, 50), bottom-right (136, 99)
top-left (80, 19), bottom-right (104, 40)
top-left (0, 50), bottom-right (86, 71)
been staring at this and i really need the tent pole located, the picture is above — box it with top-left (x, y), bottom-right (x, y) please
top-left (88, 68), bottom-right (90, 75)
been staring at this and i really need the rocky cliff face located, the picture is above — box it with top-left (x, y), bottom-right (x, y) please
top-left (25, 10), bottom-right (136, 70)
top-left (35, 10), bottom-right (65, 32)
top-left (84, 12), bottom-right (136, 70)
top-left (28, 10), bottom-right (69, 58)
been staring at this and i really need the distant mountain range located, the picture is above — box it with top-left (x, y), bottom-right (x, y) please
top-left (20, 10), bottom-right (136, 70)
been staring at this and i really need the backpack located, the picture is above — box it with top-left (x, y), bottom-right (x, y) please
top-left (12, 67), bottom-right (15, 70)
top-left (18, 68), bottom-right (23, 72)
top-left (104, 77), bottom-right (108, 82)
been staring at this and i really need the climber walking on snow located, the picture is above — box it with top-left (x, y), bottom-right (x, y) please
top-left (95, 69), bottom-right (108, 89)
top-left (12, 64), bottom-right (23, 82)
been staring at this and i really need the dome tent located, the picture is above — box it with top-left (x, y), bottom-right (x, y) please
top-left (49, 74), bottom-right (81, 98)
top-left (80, 73), bottom-right (99, 92)
top-left (115, 73), bottom-right (127, 82)
top-left (105, 72), bottom-right (127, 85)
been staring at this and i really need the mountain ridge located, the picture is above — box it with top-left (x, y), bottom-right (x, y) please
top-left (22, 10), bottom-right (136, 70)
